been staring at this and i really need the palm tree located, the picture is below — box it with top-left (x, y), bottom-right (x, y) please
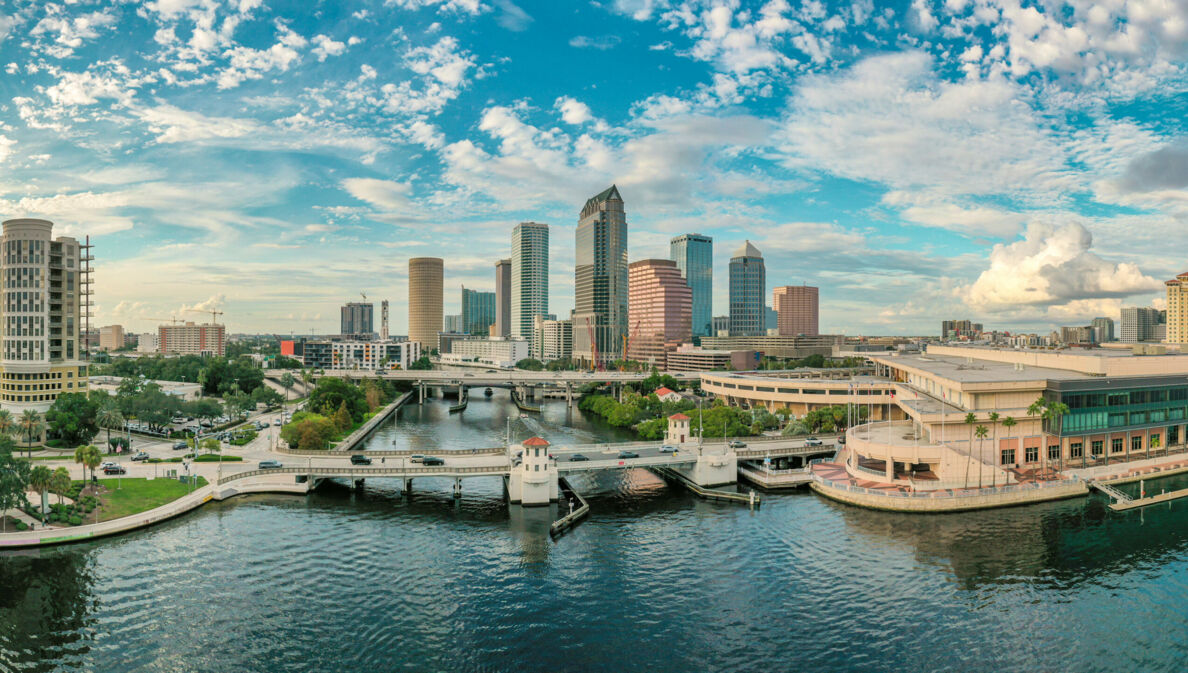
top-left (1001, 416), bottom-right (1017, 484)
top-left (18, 409), bottom-right (42, 458)
top-left (50, 467), bottom-right (71, 507)
top-left (280, 372), bottom-right (295, 401)
top-left (29, 464), bottom-right (52, 518)
top-left (1027, 397), bottom-right (1048, 474)
top-left (975, 425), bottom-right (988, 488)
top-left (1047, 401), bottom-right (1070, 472)
top-left (986, 412), bottom-right (1000, 488)
top-left (97, 403), bottom-right (124, 454)
top-left (963, 412), bottom-right (976, 488)
top-left (74, 444), bottom-right (101, 493)
top-left (0, 409), bottom-right (14, 444)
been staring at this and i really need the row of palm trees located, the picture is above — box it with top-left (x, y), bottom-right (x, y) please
top-left (0, 409), bottom-right (45, 458)
top-left (955, 396), bottom-right (1070, 488)
top-left (26, 464), bottom-right (73, 518)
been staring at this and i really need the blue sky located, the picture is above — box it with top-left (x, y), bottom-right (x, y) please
top-left (1, 0), bottom-right (1186, 336)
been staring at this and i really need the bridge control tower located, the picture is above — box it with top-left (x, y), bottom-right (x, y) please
top-left (507, 437), bottom-right (559, 506)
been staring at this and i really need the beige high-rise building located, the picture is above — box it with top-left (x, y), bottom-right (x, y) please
top-left (773, 285), bottom-right (819, 337)
top-left (159, 322), bottom-right (225, 356)
top-left (627, 259), bottom-right (691, 368)
top-left (408, 257), bottom-right (443, 351)
top-left (99, 324), bottom-right (125, 351)
top-left (1166, 273), bottom-right (1188, 344)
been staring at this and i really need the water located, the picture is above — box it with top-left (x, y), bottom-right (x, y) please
top-left (5, 392), bottom-right (1188, 672)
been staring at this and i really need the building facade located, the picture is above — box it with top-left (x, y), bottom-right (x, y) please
top-left (439, 337), bottom-right (529, 368)
top-left (712, 315), bottom-right (729, 336)
top-left (573, 185), bottom-right (628, 367)
top-left (443, 314), bottom-right (463, 333)
top-left (669, 233), bottom-right (712, 337)
top-left (1092, 317), bottom-right (1115, 344)
top-left (627, 259), bottom-right (692, 368)
top-left (159, 322), bottom-right (225, 356)
top-left (340, 302), bottom-right (374, 336)
top-left (461, 286), bottom-right (495, 336)
top-left (773, 285), bottom-right (819, 337)
top-left (1165, 273), bottom-right (1188, 344)
top-left (665, 346), bottom-right (758, 372)
top-left (301, 339), bottom-right (420, 370)
top-left (136, 332), bottom-right (158, 353)
top-left (532, 316), bottom-right (572, 362)
top-left (941, 319), bottom-right (983, 339)
top-left (1121, 306), bottom-right (1161, 343)
top-left (728, 241), bottom-right (765, 337)
top-left (494, 258), bottom-right (512, 337)
top-left (408, 257), bottom-right (443, 351)
top-left (99, 324), bottom-right (125, 351)
top-left (0, 219), bottom-right (91, 409)
top-left (699, 334), bottom-right (842, 359)
top-left (511, 222), bottom-right (549, 349)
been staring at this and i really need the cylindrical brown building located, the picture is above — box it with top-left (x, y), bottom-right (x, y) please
top-left (408, 257), bottom-right (443, 352)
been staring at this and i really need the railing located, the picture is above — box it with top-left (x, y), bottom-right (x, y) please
top-left (218, 464), bottom-right (510, 485)
top-left (851, 462), bottom-right (888, 477)
top-left (811, 473), bottom-right (1082, 499)
top-left (274, 446), bottom-right (507, 457)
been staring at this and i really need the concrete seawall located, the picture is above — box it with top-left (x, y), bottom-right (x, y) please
top-left (810, 478), bottom-right (1088, 513)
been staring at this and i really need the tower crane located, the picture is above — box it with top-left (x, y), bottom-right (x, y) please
top-left (185, 308), bottom-right (224, 325)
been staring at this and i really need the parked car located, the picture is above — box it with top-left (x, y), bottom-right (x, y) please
top-left (350, 454), bottom-right (372, 465)
top-left (171, 416), bottom-right (186, 424)
top-left (173, 441), bottom-right (189, 450)
top-left (728, 440), bottom-right (747, 449)
top-left (618, 450), bottom-right (639, 459)
top-left (837, 435), bottom-right (846, 445)
top-left (422, 456), bottom-right (445, 466)
top-left (100, 461), bottom-right (117, 470)
top-left (569, 454), bottom-right (589, 462)
top-left (274, 419), bottom-right (283, 426)
top-left (659, 445), bottom-right (677, 454)
top-left (131, 452), bottom-right (150, 462)
top-left (258, 460), bottom-right (283, 469)
top-left (804, 437), bottom-right (824, 447)
top-left (102, 465), bottom-right (126, 475)
top-left (409, 454), bottom-right (426, 464)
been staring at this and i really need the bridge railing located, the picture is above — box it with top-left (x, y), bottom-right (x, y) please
top-left (218, 464), bottom-right (509, 485)
top-left (274, 446), bottom-right (507, 457)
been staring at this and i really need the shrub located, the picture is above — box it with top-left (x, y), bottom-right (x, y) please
top-left (193, 454), bottom-right (242, 462)
top-left (16, 521), bottom-right (28, 531)
top-left (68, 516), bottom-right (82, 526)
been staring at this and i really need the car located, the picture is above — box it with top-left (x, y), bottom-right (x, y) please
top-left (102, 465), bottom-right (126, 475)
top-left (171, 416), bottom-right (186, 424)
top-left (273, 419), bottom-right (283, 426)
top-left (100, 461), bottom-right (118, 470)
top-left (618, 450), bottom-right (639, 459)
top-left (804, 437), bottom-right (824, 447)
top-left (568, 454), bottom-right (589, 462)
top-left (173, 441), bottom-right (189, 450)
top-left (837, 435), bottom-right (846, 445)
top-left (409, 454), bottom-right (425, 464)
top-left (199, 420), bottom-right (213, 428)
top-left (486, 369), bottom-right (497, 373)
top-left (728, 440), bottom-right (747, 449)
top-left (350, 454), bottom-right (372, 465)
top-left (258, 460), bottom-right (283, 469)
top-left (131, 452), bottom-right (150, 462)
top-left (659, 445), bottom-right (677, 454)
top-left (422, 456), bottom-right (445, 466)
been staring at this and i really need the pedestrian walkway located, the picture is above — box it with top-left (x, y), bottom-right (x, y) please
top-left (2, 507), bottom-right (40, 528)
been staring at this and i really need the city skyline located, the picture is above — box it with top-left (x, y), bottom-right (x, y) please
top-left (0, 0), bottom-right (1184, 336)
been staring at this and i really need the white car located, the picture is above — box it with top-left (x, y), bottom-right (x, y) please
top-left (100, 461), bottom-right (118, 470)
top-left (659, 445), bottom-right (677, 454)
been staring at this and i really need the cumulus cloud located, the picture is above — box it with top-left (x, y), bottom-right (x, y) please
top-left (311, 34), bottom-right (347, 61)
top-left (0, 135), bottom-right (14, 163)
top-left (386, 0), bottom-right (486, 15)
top-left (958, 221), bottom-right (1161, 310)
top-left (569, 35), bottom-right (621, 50)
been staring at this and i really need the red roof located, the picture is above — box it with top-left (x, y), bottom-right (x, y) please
top-left (523, 437), bottom-right (550, 447)
top-left (669, 413), bottom-right (690, 420)
top-left (655, 387), bottom-right (676, 396)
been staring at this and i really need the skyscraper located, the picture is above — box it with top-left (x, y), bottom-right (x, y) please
top-left (494, 258), bottom-right (511, 337)
top-left (628, 259), bottom-right (692, 367)
top-left (1121, 306), bottom-right (1161, 343)
top-left (669, 233), bottom-right (712, 337)
top-left (408, 257), bottom-right (443, 351)
top-left (773, 285), bottom-right (819, 336)
top-left (728, 241), bottom-right (765, 337)
top-left (0, 219), bottom-right (91, 410)
top-left (340, 301), bottom-right (373, 336)
top-left (573, 185), bottom-right (628, 367)
top-left (1091, 316), bottom-right (1115, 344)
top-left (1165, 273), bottom-right (1188, 344)
top-left (511, 222), bottom-right (549, 350)
top-left (460, 286), bottom-right (496, 335)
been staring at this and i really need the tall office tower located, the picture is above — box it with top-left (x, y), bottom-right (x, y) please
top-left (1091, 316), bottom-right (1114, 344)
top-left (573, 185), bottom-right (628, 367)
top-left (461, 286), bottom-right (496, 335)
top-left (728, 241), bottom-right (765, 337)
top-left (494, 258), bottom-right (512, 337)
top-left (627, 259), bottom-right (692, 368)
top-left (511, 222), bottom-right (549, 350)
top-left (408, 257), bottom-right (443, 351)
top-left (669, 233), bottom-right (712, 337)
top-left (380, 300), bottom-right (389, 341)
top-left (0, 219), bottom-right (92, 410)
top-left (443, 314), bottom-right (463, 333)
top-left (340, 301), bottom-right (374, 336)
top-left (1121, 306), bottom-right (1161, 343)
top-left (773, 285), bottom-right (820, 337)
top-left (1165, 273), bottom-right (1188, 344)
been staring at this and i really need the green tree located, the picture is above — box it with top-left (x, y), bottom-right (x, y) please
top-left (47, 393), bottom-right (100, 447)
top-left (975, 425), bottom-right (988, 488)
top-left (963, 412), bottom-right (977, 488)
top-left (407, 356), bottom-right (433, 371)
top-left (18, 409), bottom-right (43, 458)
top-left (0, 409), bottom-right (14, 443)
top-left (96, 403), bottom-right (124, 454)
top-left (333, 401), bottom-right (353, 433)
top-left (987, 412), bottom-right (1000, 487)
top-left (516, 358), bottom-right (545, 371)
top-left (200, 437), bottom-right (221, 456)
top-left (308, 378), bottom-right (367, 422)
top-left (73, 444), bottom-right (102, 492)
top-left (251, 384), bottom-right (283, 409)
top-left (280, 372), bottom-right (296, 401)
top-left (1001, 416), bottom-right (1017, 484)
top-left (50, 466), bottom-right (71, 506)
top-left (0, 438), bottom-right (30, 531)
top-left (28, 464), bottom-right (52, 517)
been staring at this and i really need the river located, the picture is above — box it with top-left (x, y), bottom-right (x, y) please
top-left (3, 391), bottom-right (1188, 672)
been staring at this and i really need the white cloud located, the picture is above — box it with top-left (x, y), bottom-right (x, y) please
top-left (494, 0), bottom-right (532, 31)
top-left (136, 104), bottom-right (260, 143)
top-left (0, 135), bottom-right (14, 163)
top-left (311, 34), bottom-right (347, 61)
top-left (385, 0), bottom-right (486, 15)
top-left (569, 35), bottom-right (622, 50)
top-left (30, 7), bottom-right (116, 57)
top-left (216, 24), bottom-right (307, 89)
top-left (958, 220), bottom-right (1161, 310)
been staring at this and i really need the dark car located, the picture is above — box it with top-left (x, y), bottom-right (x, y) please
top-left (172, 441), bottom-right (189, 451)
top-left (102, 465), bottom-right (126, 475)
top-left (258, 460), bottom-right (283, 469)
top-left (837, 435), bottom-right (846, 445)
top-left (618, 451), bottom-right (639, 459)
top-left (728, 440), bottom-right (747, 449)
top-left (569, 454), bottom-right (589, 462)
top-left (422, 456), bottom-right (445, 466)
top-left (350, 454), bottom-right (372, 465)
top-left (131, 452), bottom-right (150, 462)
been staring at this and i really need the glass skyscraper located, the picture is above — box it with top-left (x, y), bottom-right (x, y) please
top-left (512, 222), bottom-right (549, 350)
top-left (669, 233), bottom-right (712, 337)
top-left (573, 185), bottom-right (628, 367)
top-left (729, 241), bottom-right (765, 336)
top-left (460, 286), bottom-right (495, 336)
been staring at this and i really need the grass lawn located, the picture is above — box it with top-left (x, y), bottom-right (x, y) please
top-left (81, 477), bottom-right (209, 522)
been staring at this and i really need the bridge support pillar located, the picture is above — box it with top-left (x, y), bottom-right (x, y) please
top-left (354, 479), bottom-right (365, 491)
top-left (403, 478), bottom-right (412, 495)
top-left (418, 382), bottom-right (424, 404)
top-left (453, 477), bottom-right (462, 498)
top-left (674, 449), bottom-right (738, 488)
top-left (566, 382), bottom-right (573, 407)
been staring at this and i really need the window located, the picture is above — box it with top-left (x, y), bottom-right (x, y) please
top-left (1070, 442), bottom-right (1084, 459)
top-left (1001, 448), bottom-right (1016, 465)
top-left (1112, 438), bottom-right (1124, 453)
top-left (1025, 446), bottom-right (1039, 463)
top-left (1050, 445), bottom-right (1062, 461)
top-left (1132, 436), bottom-right (1143, 453)
top-left (1092, 440), bottom-right (1104, 456)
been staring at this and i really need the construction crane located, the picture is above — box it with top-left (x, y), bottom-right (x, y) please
top-left (146, 316), bottom-right (184, 325)
top-left (185, 308), bottom-right (224, 325)
top-left (360, 291), bottom-right (367, 302)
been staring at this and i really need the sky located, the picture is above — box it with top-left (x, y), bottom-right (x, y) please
top-left (1, 0), bottom-right (1187, 337)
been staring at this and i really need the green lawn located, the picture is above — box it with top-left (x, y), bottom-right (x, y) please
top-left (81, 477), bottom-right (209, 522)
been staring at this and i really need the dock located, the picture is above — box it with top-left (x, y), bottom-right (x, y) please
top-left (448, 391), bottom-right (468, 414)
top-left (652, 467), bottom-right (760, 507)
top-left (738, 463), bottom-right (813, 489)
top-left (1094, 478), bottom-right (1188, 511)
top-left (550, 478), bottom-right (590, 538)
top-left (510, 391), bottom-right (541, 413)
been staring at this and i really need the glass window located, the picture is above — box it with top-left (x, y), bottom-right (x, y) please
top-left (1026, 446), bottom-right (1039, 463)
top-left (1132, 436), bottom-right (1143, 453)
top-left (1112, 438), bottom-right (1124, 453)
top-left (1001, 448), bottom-right (1015, 465)
top-left (1049, 445), bottom-right (1061, 461)
top-left (1070, 442), bottom-right (1084, 458)
top-left (1108, 393), bottom-right (1129, 406)
top-left (1092, 440), bottom-right (1104, 456)
top-left (1130, 411), bottom-right (1147, 425)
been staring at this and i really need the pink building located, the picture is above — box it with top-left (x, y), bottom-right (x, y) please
top-left (773, 285), bottom-right (819, 336)
top-left (628, 259), bottom-right (692, 368)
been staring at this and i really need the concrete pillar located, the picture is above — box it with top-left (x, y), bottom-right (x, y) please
top-left (418, 382), bottom-right (424, 404)
top-left (354, 479), bottom-right (365, 491)
top-left (566, 382), bottom-right (573, 407)
top-left (884, 451), bottom-right (894, 481)
top-left (403, 477), bottom-right (412, 494)
top-left (453, 477), bottom-right (462, 498)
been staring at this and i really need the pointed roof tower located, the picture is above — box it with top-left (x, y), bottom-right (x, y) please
top-left (732, 240), bottom-right (762, 259)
